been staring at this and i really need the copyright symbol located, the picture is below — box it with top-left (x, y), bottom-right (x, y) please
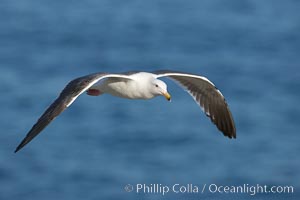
top-left (124, 184), bottom-right (134, 192)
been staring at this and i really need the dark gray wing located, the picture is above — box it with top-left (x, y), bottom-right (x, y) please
top-left (154, 70), bottom-right (236, 139)
top-left (15, 73), bottom-right (132, 153)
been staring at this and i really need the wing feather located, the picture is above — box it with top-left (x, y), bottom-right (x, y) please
top-left (15, 73), bottom-right (132, 152)
top-left (153, 70), bottom-right (236, 138)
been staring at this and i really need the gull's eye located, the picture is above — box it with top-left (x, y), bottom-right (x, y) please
top-left (155, 84), bottom-right (158, 87)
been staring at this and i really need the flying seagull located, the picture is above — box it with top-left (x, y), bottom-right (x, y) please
top-left (15, 70), bottom-right (236, 153)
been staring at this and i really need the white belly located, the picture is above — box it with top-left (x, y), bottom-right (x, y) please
top-left (91, 79), bottom-right (155, 99)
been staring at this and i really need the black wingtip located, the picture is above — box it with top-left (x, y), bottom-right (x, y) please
top-left (233, 133), bottom-right (237, 139)
top-left (14, 147), bottom-right (21, 153)
top-left (14, 140), bottom-right (26, 153)
top-left (226, 131), bottom-right (236, 139)
top-left (228, 135), bottom-right (236, 139)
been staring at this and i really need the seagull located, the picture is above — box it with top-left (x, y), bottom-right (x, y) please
top-left (15, 70), bottom-right (236, 153)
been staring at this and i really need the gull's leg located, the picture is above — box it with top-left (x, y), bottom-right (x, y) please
top-left (86, 89), bottom-right (102, 96)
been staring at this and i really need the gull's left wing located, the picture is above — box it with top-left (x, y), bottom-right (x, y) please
top-left (153, 70), bottom-right (236, 139)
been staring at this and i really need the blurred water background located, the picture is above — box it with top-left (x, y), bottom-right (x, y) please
top-left (0, 0), bottom-right (299, 199)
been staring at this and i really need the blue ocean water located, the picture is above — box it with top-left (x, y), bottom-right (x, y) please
top-left (0, 0), bottom-right (299, 199)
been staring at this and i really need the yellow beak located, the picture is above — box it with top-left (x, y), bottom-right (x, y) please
top-left (163, 92), bottom-right (171, 101)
